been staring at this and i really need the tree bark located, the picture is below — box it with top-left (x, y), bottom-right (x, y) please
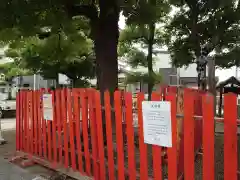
top-left (147, 14), bottom-right (156, 100)
top-left (94, 0), bottom-right (120, 93)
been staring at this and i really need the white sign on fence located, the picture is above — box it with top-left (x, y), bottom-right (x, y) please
top-left (142, 101), bottom-right (172, 147)
top-left (43, 94), bottom-right (53, 121)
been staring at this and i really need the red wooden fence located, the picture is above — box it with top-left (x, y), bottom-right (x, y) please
top-left (15, 87), bottom-right (239, 179)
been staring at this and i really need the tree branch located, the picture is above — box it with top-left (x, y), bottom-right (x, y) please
top-left (64, 1), bottom-right (98, 21)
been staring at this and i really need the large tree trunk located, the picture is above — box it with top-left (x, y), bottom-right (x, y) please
top-left (147, 21), bottom-right (155, 100)
top-left (94, 0), bottom-right (120, 93)
top-left (91, 0), bottom-right (120, 144)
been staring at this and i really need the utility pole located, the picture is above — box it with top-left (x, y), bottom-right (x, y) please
top-left (208, 57), bottom-right (216, 116)
top-left (196, 46), bottom-right (208, 90)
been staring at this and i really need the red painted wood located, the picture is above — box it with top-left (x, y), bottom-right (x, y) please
top-left (26, 92), bottom-right (30, 154)
top-left (41, 90), bottom-right (47, 159)
top-left (224, 93), bottom-right (238, 180)
top-left (125, 92), bottom-right (136, 180)
top-left (80, 90), bottom-right (91, 175)
top-left (55, 90), bottom-right (62, 163)
top-left (104, 91), bottom-right (115, 180)
top-left (183, 90), bottom-right (195, 180)
top-left (67, 90), bottom-right (77, 171)
top-left (137, 93), bottom-right (148, 180)
top-left (95, 91), bottom-right (106, 180)
top-left (19, 91), bottom-right (23, 151)
top-left (29, 91), bottom-right (35, 155)
top-left (73, 89), bottom-right (84, 173)
top-left (16, 91), bottom-right (20, 151)
top-left (32, 91), bottom-right (38, 155)
top-left (61, 89), bottom-right (69, 168)
top-left (114, 91), bottom-right (125, 180)
top-left (202, 94), bottom-right (214, 180)
top-left (33, 91), bottom-right (38, 155)
top-left (47, 93), bottom-right (52, 162)
top-left (51, 90), bottom-right (57, 166)
top-left (38, 90), bottom-right (43, 157)
top-left (88, 90), bottom-right (99, 179)
top-left (151, 92), bottom-right (162, 180)
top-left (166, 93), bottom-right (178, 180)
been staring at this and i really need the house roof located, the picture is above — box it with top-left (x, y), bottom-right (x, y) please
top-left (216, 76), bottom-right (240, 89)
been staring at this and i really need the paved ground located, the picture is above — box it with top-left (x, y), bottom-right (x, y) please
top-left (1, 118), bottom-right (16, 131)
top-left (0, 118), bottom-right (49, 180)
top-left (0, 157), bottom-right (46, 180)
top-left (0, 118), bottom-right (91, 180)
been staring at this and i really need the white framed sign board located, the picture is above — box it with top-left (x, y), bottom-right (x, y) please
top-left (43, 94), bottom-right (53, 121)
top-left (142, 101), bottom-right (172, 147)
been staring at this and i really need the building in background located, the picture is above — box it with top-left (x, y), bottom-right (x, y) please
top-left (124, 50), bottom-right (208, 94)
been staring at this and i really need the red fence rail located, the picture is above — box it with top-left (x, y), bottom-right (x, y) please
top-left (15, 87), bottom-right (239, 179)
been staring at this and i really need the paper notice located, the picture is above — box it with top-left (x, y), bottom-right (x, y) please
top-left (43, 94), bottom-right (53, 121)
top-left (142, 101), bottom-right (172, 147)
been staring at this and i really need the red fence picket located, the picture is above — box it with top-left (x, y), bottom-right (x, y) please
top-left (183, 90), bottom-right (195, 180)
top-left (224, 93), bottom-right (238, 180)
top-left (202, 94), bottom-right (215, 180)
top-left (15, 87), bottom-right (239, 180)
top-left (166, 92), bottom-right (177, 180)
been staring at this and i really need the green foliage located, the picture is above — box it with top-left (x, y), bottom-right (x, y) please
top-left (119, 0), bottom-right (170, 96)
top-left (125, 71), bottom-right (162, 84)
top-left (0, 62), bottom-right (32, 81)
top-left (0, 0), bottom-right (143, 91)
top-left (5, 25), bottom-right (96, 86)
top-left (167, 0), bottom-right (240, 68)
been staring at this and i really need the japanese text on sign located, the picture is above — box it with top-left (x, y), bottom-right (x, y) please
top-left (142, 101), bottom-right (172, 147)
top-left (43, 94), bottom-right (53, 121)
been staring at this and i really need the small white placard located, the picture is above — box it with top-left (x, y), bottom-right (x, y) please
top-left (142, 101), bottom-right (172, 147)
top-left (43, 94), bottom-right (53, 121)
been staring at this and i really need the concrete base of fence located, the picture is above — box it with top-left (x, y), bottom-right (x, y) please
top-left (0, 157), bottom-right (38, 180)
top-left (15, 151), bottom-right (93, 180)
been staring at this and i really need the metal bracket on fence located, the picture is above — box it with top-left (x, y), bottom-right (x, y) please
top-left (0, 117), bottom-right (6, 145)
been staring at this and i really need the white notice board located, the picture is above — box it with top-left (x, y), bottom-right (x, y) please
top-left (43, 94), bottom-right (53, 121)
top-left (142, 101), bottom-right (172, 147)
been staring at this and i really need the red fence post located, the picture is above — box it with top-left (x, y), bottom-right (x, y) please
top-left (95, 91), bottom-right (106, 180)
top-left (80, 90), bottom-right (91, 175)
top-left (41, 90), bottom-right (47, 159)
top-left (67, 89), bottom-right (77, 171)
top-left (38, 90), bottom-right (43, 157)
top-left (125, 92), bottom-right (136, 180)
top-left (26, 92), bottom-right (31, 155)
top-left (30, 91), bottom-right (34, 156)
top-left (55, 90), bottom-right (62, 164)
top-left (137, 93), bottom-right (148, 180)
top-left (33, 91), bottom-right (38, 155)
top-left (224, 93), bottom-right (238, 180)
top-left (88, 89), bottom-right (99, 179)
top-left (16, 91), bottom-right (20, 151)
top-left (51, 90), bottom-right (57, 167)
top-left (166, 92), bottom-right (178, 180)
top-left (202, 94), bottom-right (215, 180)
top-left (104, 91), bottom-right (115, 180)
top-left (183, 90), bottom-right (195, 180)
top-left (61, 89), bottom-right (69, 168)
top-left (114, 91), bottom-right (125, 180)
top-left (19, 91), bottom-right (23, 151)
top-left (151, 92), bottom-right (162, 180)
top-left (73, 89), bottom-right (84, 174)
